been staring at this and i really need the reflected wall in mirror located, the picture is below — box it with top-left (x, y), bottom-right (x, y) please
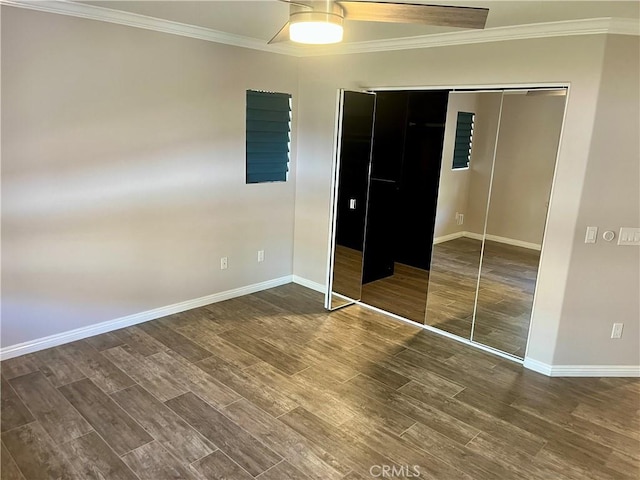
top-left (328, 91), bottom-right (376, 309)
top-left (360, 91), bottom-right (449, 323)
top-left (472, 90), bottom-right (567, 357)
top-left (424, 92), bottom-right (503, 338)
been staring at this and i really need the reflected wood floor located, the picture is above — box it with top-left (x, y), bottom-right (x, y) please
top-left (473, 240), bottom-right (540, 357)
top-left (361, 263), bottom-right (429, 324)
top-left (426, 238), bottom-right (540, 357)
top-left (2, 284), bottom-right (639, 480)
top-left (351, 237), bottom-right (539, 357)
top-left (332, 245), bottom-right (364, 304)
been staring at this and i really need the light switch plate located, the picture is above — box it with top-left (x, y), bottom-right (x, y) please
top-left (618, 227), bottom-right (640, 246)
top-left (584, 226), bottom-right (598, 244)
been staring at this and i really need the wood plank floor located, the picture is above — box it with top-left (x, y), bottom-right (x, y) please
top-left (2, 283), bottom-right (638, 479)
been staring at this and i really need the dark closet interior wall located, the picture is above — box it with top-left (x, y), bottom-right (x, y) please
top-left (362, 91), bottom-right (408, 283)
top-left (397, 91), bottom-right (448, 269)
top-left (363, 91), bottom-right (448, 283)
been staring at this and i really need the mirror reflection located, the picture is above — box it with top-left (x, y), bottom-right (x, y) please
top-left (425, 92), bottom-right (503, 338)
top-left (329, 91), bottom-right (376, 309)
top-left (360, 91), bottom-right (449, 323)
top-left (472, 90), bottom-right (566, 357)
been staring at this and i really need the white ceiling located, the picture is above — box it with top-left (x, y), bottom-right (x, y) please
top-left (80, 1), bottom-right (639, 44)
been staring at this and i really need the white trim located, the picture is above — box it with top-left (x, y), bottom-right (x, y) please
top-left (292, 275), bottom-right (325, 293)
top-left (0, 1), bottom-right (637, 57)
top-left (524, 358), bottom-right (640, 377)
top-left (325, 90), bottom-right (346, 309)
top-left (0, 0), bottom-right (298, 56)
top-left (369, 82), bottom-right (571, 93)
top-left (298, 17), bottom-right (640, 57)
top-left (484, 234), bottom-right (542, 251)
top-left (0, 276), bottom-right (293, 360)
top-left (523, 357), bottom-right (553, 376)
top-left (523, 84), bottom-right (571, 361)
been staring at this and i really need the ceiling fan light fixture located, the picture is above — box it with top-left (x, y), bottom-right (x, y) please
top-left (290, 21), bottom-right (343, 44)
top-left (289, 7), bottom-right (344, 44)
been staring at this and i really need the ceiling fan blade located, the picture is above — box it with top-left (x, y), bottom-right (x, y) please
top-left (336, 1), bottom-right (488, 29)
top-left (268, 21), bottom-right (291, 44)
top-left (277, 0), bottom-right (314, 8)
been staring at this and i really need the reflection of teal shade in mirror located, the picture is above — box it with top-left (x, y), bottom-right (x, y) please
top-left (425, 91), bottom-right (503, 341)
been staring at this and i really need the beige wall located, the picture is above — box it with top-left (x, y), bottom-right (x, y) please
top-left (438, 91), bottom-right (565, 247)
top-left (434, 91), bottom-right (503, 240)
top-left (553, 35), bottom-right (640, 366)
top-left (463, 93), bottom-right (503, 237)
top-left (486, 94), bottom-right (566, 246)
top-left (2, 6), bottom-right (638, 370)
top-left (293, 34), bottom-right (625, 368)
top-left (1, 8), bottom-right (299, 347)
top-left (433, 92), bottom-right (475, 240)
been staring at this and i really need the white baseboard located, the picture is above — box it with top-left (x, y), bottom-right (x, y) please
top-left (292, 275), bottom-right (325, 293)
top-left (0, 275), bottom-right (293, 360)
top-left (523, 358), bottom-right (554, 375)
top-left (524, 358), bottom-right (640, 377)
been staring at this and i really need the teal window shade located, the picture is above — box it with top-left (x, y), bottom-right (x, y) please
top-left (246, 90), bottom-right (292, 183)
top-left (453, 111), bottom-right (475, 170)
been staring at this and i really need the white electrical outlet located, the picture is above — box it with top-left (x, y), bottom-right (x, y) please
top-left (258, 250), bottom-right (264, 263)
top-left (220, 257), bottom-right (228, 270)
top-left (611, 323), bottom-right (624, 339)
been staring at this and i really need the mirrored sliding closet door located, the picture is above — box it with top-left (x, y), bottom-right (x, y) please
top-left (470, 90), bottom-right (567, 357)
top-left (424, 91), bottom-right (504, 340)
top-left (327, 86), bottom-right (567, 359)
top-left (327, 91), bottom-right (375, 310)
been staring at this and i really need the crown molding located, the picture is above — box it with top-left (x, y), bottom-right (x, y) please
top-left (609, 17), bottom-right (640, 36)
top-left (0, 0), bottom-right (300, 56)
top-left (302, 17), bottom-right (639, 56)
top-left (1, 0), bottom-right (638, 58)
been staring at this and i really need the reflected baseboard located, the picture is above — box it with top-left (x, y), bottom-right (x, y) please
top-left (433, 231), bottom-right (482, 244)
top-left (485, 234), bottom-right (541, 251)
top-left (433, 231), bottom-right (541, 250)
